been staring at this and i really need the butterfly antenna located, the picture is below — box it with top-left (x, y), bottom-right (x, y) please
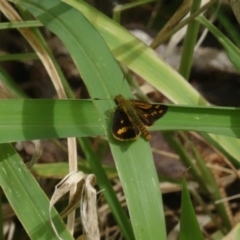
top-left (120, 75), bottom-right (126, 95)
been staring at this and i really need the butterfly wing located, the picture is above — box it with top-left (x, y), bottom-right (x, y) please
top-left (112, 108), bottom-right (140, 140)
top-left (131, 100), bottom-right (168, 126)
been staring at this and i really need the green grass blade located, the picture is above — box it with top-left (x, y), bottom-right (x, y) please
top-left (64, 0), bottom-right (207, 106)
top-left (0, 65), bottom-right (27, 98)
top-left (0, 52), bottom-right (38, 61)
top-left (0, 100), bottom-right (239, 142)
top-left (178, 0), bottom-right (201, 79)
top-left (196, 15), bottom-right (240, 162)
top-left (0, 195), bottom-right (2, 239)
top-left (158, 105), bottom-right (240, 138)
top-left (14, 1), bottom-right (240, 238)
top-left (79, 138), bottom-right (134, 239)
top-left (215, 6), bottom-right (240, 46)
top-left (223, 223), bottom-right (240, 239)
top-left (179, 179), bottom-right (204, 240)
top-left (0, 100), bottom-right (104, 143)
top-left (201, 133), bottom-right (240, 167)
top-left (191, 143), bottom-right (231, 230)
top-left (32, 162), bottom-right (117, 179)
top-left (65, 0), bottom-right (240, 163)
top-left (0, 20), bottom-right (42, 29)
top-left (197, 15), bottom-right (240, 72)
top-left (0, 143), bottom-right (73, 240)
top-left (18, 0), bottom-right (166, 239)
top-left (163, 131), bottom-right (230, 232)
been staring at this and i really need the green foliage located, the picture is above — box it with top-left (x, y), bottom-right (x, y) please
top-left (179, 179), bottom-right (204, 240)
top-left (0, 0), bottom-right (239, 239)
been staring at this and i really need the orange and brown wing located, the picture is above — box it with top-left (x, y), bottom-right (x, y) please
top-left (130, 100), bottom-right (168, 126)
top-left (112, 108), bottom-right (140, 141)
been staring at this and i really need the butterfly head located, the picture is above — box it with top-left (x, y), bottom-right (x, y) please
top-left (113, 94), bottom-right (124, 106)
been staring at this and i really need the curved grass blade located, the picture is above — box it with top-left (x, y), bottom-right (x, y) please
top-left (0, 143), bottom-right (73, 240)
top-left (64, 0), bottom-right (240, 163)
top-left (65, 0), bottom-right (207, 106)
top-left (18, 0), bottom-right (161, 239)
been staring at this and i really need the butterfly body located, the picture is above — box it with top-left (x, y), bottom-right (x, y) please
top-left (112, 94), bottom-right (168, 141)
